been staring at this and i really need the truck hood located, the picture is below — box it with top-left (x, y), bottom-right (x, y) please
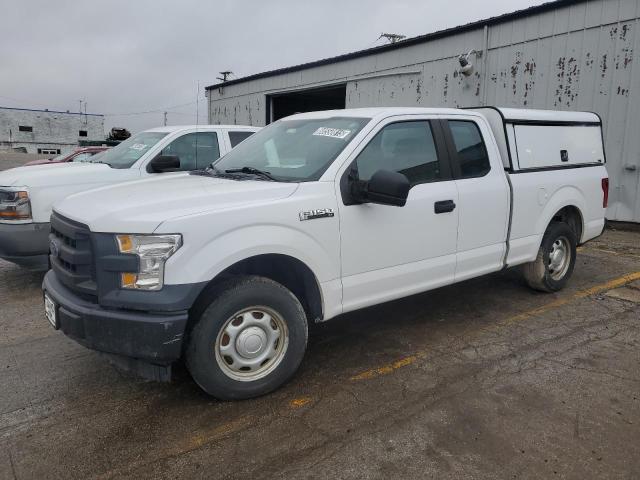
top-left (54, 173), bottom-right (299, 233)
top-left (0, 162), bottom-right (111, 188)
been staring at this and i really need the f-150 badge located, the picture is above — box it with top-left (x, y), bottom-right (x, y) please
top-left (299, 208), bottom-right (335, 221)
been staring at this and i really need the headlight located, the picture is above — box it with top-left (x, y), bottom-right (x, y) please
top-left (0, 189), bottom-right (32, 221)
top-left (116, 234), bottom-right (182, 290)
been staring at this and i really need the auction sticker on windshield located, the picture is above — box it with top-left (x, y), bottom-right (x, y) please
top-left (313, 127), bottom-right (351, 139)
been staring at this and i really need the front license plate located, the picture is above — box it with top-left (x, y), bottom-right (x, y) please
top-left (44, 293), bottom-right (58, 329)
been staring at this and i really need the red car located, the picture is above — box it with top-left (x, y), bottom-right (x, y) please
top-left (25, 146), bottom-right (110, 166)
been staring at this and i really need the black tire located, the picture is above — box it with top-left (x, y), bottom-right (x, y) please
top-left (522, 221), bottom-right (577, 292)
top-left (185, 275), bottom-right (308, 400)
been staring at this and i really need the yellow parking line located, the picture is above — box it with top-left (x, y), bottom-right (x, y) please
top-left (348, 270), bottom-right (640, 383)
top-left (186, 415), bottom-right (253, 449)
top-left (503, 270), bottom-right (640, 325)
top-left (97, 415), bottom-right (253, 479)
top-left (350, 352), bottom-right (427, 381)
top-left (102, 270), bottom-right (640, 477)
top-left (579, 246), bottom-right (640, 260)
top-left (289, 396), bottom-right (313, 408)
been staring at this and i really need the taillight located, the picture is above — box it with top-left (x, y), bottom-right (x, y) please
top-left (601, 178), bottom-right (609, 208)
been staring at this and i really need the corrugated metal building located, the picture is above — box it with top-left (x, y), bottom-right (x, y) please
top-left (206, 0), bottom-right (640, 222)
top-left (0, 107), bottom-right (105, 155)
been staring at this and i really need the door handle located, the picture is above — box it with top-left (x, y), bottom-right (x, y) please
top-left (434, 200), bottom-right (456, 214)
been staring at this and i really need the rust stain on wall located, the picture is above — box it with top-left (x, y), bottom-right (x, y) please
top-left (620, 24), bottom-right (629, 40)
top-left (621, 47), bottom-right (634, 69)
top-left (522, 58), bottom-right (536, 106)
top-left (585, 52), bottom-right (594, 69)
top-left (600, 54), bottom-right (608, 78)
top-left (443, 74), bottom-right (448, 99)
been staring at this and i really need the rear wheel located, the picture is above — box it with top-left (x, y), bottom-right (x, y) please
top-left (522, 222), bottom-right (577, 292)
top-left (186, 275), bottom-right (308, 400)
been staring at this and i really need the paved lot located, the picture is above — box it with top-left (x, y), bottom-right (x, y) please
top-left (0, 153), bottom-right (50, 171)
top-left (1, 228), bottom-right (639, 479)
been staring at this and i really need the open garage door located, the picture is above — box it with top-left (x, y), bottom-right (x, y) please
top-left (268, 85), bottom-right (346, 123)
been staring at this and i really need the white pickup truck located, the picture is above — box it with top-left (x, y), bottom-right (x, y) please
top-left (42, 107), bottom-right (608, 399)
top-left (0, 125), bottom-right (258, 267)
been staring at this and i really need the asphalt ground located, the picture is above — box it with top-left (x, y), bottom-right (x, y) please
top-left (1, 228), bottom-right (639, 479)
top-left (0, 153), bottom-right (50, 170)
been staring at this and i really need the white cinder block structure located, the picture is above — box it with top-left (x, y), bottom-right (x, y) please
top-left (0, 107), bottom-right (105, 155)
top-left (206, 0), bottom-right (640, 222)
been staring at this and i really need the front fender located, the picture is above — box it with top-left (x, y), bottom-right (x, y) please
top-left (163, 223), bottom-right (340, 287)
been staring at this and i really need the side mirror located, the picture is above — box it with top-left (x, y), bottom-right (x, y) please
top-left (353, 169), bottom-right (410, 207)
top-left (148, 155), bottom-right (180, 173)
top-left (367, 170), bottom-right (410, 206)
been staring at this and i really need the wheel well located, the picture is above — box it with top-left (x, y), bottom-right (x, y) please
top-left (552, 206), bottom-right (583, 243)
top-left (190, 254), bottom-right (323, 324)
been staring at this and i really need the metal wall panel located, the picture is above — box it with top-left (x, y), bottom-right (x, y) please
top-left (208, 0), bottom-right (640, 221)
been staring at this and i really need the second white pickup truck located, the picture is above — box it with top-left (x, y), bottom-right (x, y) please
top-left (0, 124), bottom-right (259, 267)
top-left (42, 107), bottom-right (607, 399)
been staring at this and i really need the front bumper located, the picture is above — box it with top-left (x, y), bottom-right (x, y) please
top-left (0, 222), bottom-right (50, 267)
top-left (43, 270), bottom-right (189, 366)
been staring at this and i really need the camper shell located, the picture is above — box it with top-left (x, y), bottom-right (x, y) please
top-left (469, 107), bottom-right (605, 171)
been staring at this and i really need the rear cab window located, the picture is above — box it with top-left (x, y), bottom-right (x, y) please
top-left (445, 120), bottom-right (490, 178)
top-left (229, 130), bottom-right (256, 148)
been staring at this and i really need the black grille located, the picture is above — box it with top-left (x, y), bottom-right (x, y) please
top-left (50, 213), bottom-right (97, 297)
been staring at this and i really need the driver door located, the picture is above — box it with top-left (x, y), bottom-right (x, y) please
top-left (148, 131), bottom-right (221, 173)
top-left (337, 116), bottom-right (459, 312)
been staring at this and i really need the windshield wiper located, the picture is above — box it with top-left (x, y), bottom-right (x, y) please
top-left (225, 166), bottom-right (276, 181)
top-left (191, 166), bottom-right (218, 177)
top-left (191, 166), bottom-right (251, 180)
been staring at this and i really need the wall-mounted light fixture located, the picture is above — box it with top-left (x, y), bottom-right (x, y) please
top-left (458, 49), bottom-right (482, 76)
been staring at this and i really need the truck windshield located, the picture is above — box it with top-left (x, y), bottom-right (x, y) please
top-left (90, 132), bottom-right (167, 169)
top-left (213, 117), bottom-right (370, 182)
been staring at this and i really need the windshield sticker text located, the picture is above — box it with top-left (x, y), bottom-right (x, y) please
top-left (313, 127), bottom-right (351, 139)
top-left (130, 144), bottom-right (147, 150)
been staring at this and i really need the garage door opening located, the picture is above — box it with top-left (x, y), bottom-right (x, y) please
top-left (268, 85), bottom-right (346, 123)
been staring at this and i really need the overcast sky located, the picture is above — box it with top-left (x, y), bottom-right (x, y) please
top-left (1, 0), bottom-right (548, 133)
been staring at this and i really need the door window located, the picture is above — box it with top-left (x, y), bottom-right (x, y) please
top-left (229, 130), bottom-right (255, 148)
top-left (447, 121), bottom-right (490, 178)
top-left (353, 121), bottom-right (441, 186)
top-left (160, 132), bottom-right (220, 171)
top-left (71, 152), bottom-right (93, 162)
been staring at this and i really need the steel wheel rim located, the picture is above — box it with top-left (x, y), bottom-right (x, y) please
top-left (214, 306), bottom-right (289, 382)
top-left (548, 236), bottom-right (571, 281)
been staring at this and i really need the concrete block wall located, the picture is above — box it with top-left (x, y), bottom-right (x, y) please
top-left (0, 108), bottom-right (104, 154)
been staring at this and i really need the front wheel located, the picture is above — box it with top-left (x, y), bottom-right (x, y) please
top-left (522, 222), bottom-right (577, 292)
top-left (186, 275), bottom-right (308, 400)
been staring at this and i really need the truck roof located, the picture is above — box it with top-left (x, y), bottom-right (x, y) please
top-left (144, 125), bottom-right (261, 134)
top-left (286, 107), bottom-right (465, 120)
top-left (474, 107), bottom-right (601, 124)
top-left (285, 107), bottom-right (601, 124)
